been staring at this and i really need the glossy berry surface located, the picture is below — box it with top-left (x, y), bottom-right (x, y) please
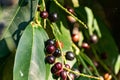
top-left (60, 70), bottom-right (67, 80)
top-left (40, 11), bottom-right (48, 19)
top-left (67, 7), bottom-right (74, 14)
top-left (81, 42), bottom-right (90, 49)
top-left (67, 73), bottom-right (75, 80)
top-left (54, 62), bottom-right (62, 71)
top-left (53, 48), bottom-right (61, 57)
top-left (51, 66), bottom-right (57, 74)
top-left (49, 12), bottom-right (58, 22)
top-left (65, 51), bottom-right (75, 61)
top-left (46, 45), bottom-right (55, 54)
top-left (72, 34), bottom-right (80, 42)
top-left (45, 39), bottom-right (55, 46)
top-left (90, 34), bottom-right (98, 44)
top-left (46, 55), bottom-right (55, 64)
top-left (65, 64), bottom-right (70, 69)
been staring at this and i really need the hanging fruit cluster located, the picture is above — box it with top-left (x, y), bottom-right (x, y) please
top-left (11, 0), bottom-right (119, 80)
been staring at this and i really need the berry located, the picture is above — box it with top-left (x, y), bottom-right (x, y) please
top-left (67, 73), bottom-right (75, 80)
top-left (55, 41), bottom-right (64, 48)
top-left (54, 62), bottom-right (62, 71)
top-left (40, 11), bottom-right (48, 19)
top-left (90, 34), bottom-right (98, 44)
top-left (72, 34), bottom-right (80, 42)
top-left (72, 68), bottom-right (79, 78)
top-left (53, 48), bottom-right (61, 57)
top-left (60, 70), bottom-right (67, 80)
top-left (45, 55), bottom-right (55, 64)
top-left (65, 51), bottom-right (75, 61)
top-left (49, 12), bottom-right (58, 22)
top-left (51, 66), bottom-right (58, 74)
top-left (67, 15), bottom-right (76, 23)
top-left (100, 52), bottom-right (107, 60)
top-left (81, 42), bottom-right (90, 49)
top-left (104, 73), bottom-right (112, 80)
top-left (46, 45), bottom-right (55, 54)
top-left (45, 39), bottom-right (55, 46)
top-left (67, 7), bottom-right (74, 14)
top-left (65, 64), bottom-right (70, 69)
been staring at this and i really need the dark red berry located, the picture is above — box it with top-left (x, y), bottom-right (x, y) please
top-left (81, 42), bottom-right (90, 49)
top-left (67, 7), bottom-right (74, 14)
top-left (40, 11), bottom-right (48, 19)
top-left (53, 48), bottom-right (61, 57)
top-left (60, 70), bottom-right (67, 80)
top-left (51, 66), bottom-right (58, 74)
top-left (54, 62), bottom-right (62, 71)
top-left (67, 73), bottom-right (75, 80)
top-left (46, 45), bottom-right (55, 54)
top-left (46, 55), bottom-right (55, 64)
top-left (90, 34), bottom-right (98, 44)
top-left (45, 39), bottom-right (55, 46)
top-left (100, 52), bottom-right (107, 60)
top-left (72, 34), bottom-right (80, 42)
top-left (65, 64), bottom-right (70, 69)
top-left (49, 12), bottom-right (58, 22)
top-left (65, 51), bottom-right (75, 61)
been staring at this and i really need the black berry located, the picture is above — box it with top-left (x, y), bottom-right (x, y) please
top-left (60, 70), bottom-right (67, 80)
top-left (45, 39), bottom-right (55, 46)
top-left (40, 11), bottom-right (48, 19)
top-left (46, 55), bottom-right (55, 64)
top-left (49, 12), bottom-right (58, 22)
top-left (65, 51), bottom-right (75, 61)
top-left (46, 45), bottom-right (55, 54)
top-left (90, 34), bottom-right (98, 44)
top-left (53, 48), bottom-right (61, 57)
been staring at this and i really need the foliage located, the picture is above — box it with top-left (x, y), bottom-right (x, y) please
top-left (0, 0), bottom-right (119, 80)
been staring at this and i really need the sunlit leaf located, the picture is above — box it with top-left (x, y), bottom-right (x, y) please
top-left (13, 23), bottom-right (50, 80)
top-left (114, 55), bottom-right (120, 74)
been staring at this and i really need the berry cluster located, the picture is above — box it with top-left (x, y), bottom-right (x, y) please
top-left (45, 39), bottom-right (75, 64)
top-left (40, 10), bottom-right (58, 22)
top-left (51, 62), bottom-right (79, 80)
top-left (45, 39), bottom-right (61, 64)
top-left (44, 39), bottom-right (77, 80)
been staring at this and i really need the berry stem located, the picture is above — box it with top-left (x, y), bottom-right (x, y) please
top-left (47, 20), bottom-right (67, 64)
top-left (64, 67), bottom-right (101, 80)
top-left (72, 43), bottom-right (93, 75)
top-left (53, 0), bottom-right (87, 28)
top-left (42, 0), bottom-right (47, 28)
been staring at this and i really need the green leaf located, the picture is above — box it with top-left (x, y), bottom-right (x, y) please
top-left (13, 23), bottom-right (50, 80)
top-left (95, 17), bottom-right (119, 70)
top-left (80, 52), bottom-right (99, 76)
top-left (0, 0), bottom-right (38, 40)
top-left (114, 55), bottom-right (120, 74)
top-left (49, 1), bottom-right (72, 52)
